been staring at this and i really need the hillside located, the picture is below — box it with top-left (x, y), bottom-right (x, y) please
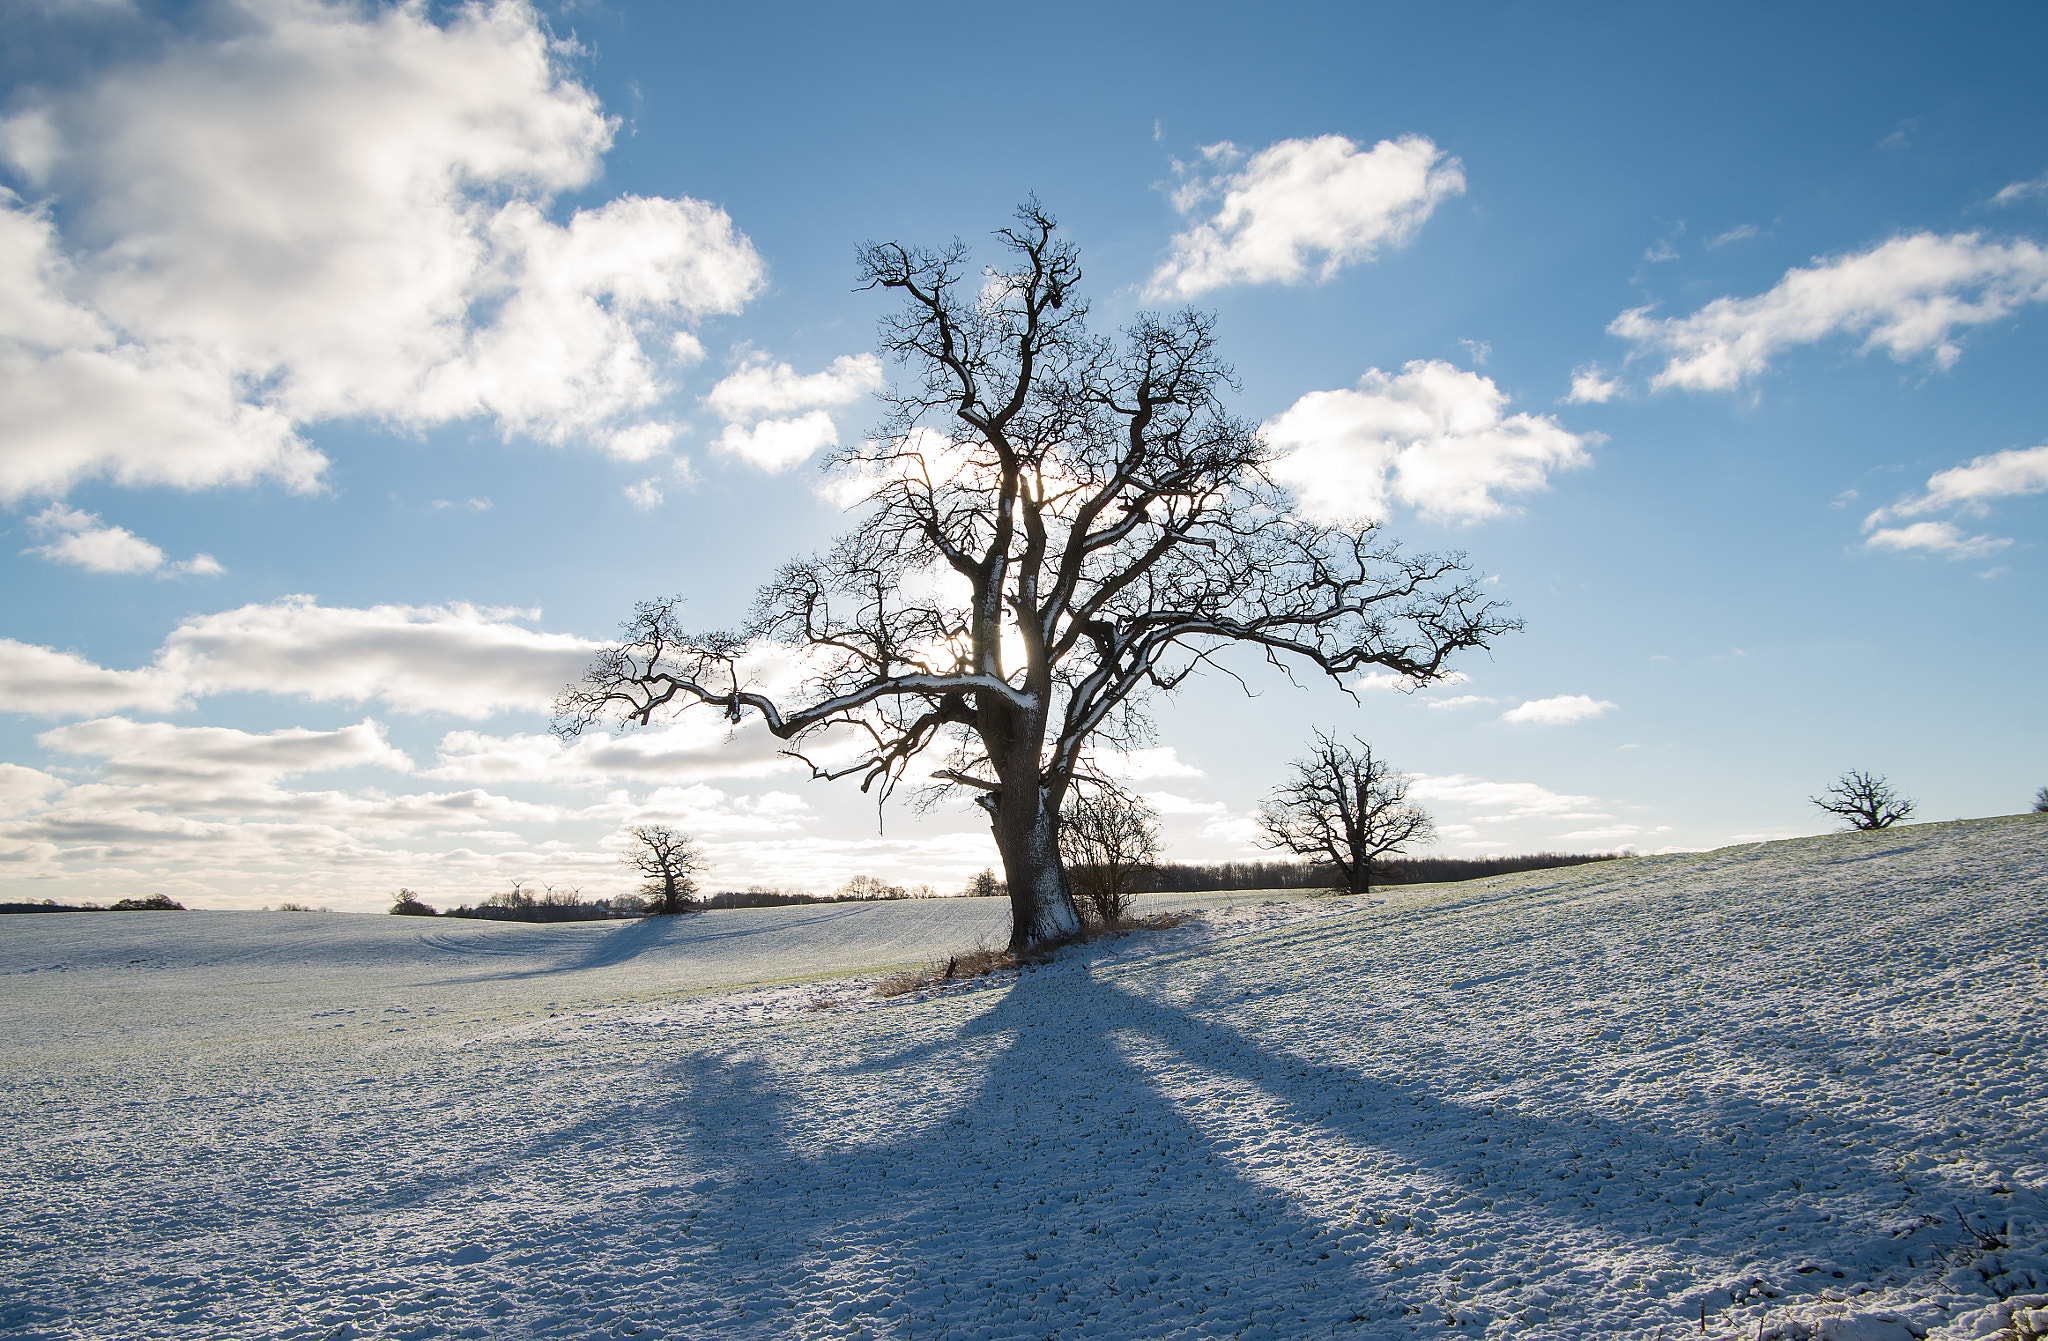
top-left (2, 816), bottom-right (2044, 1339)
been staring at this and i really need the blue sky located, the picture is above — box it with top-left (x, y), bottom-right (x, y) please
top-left (2, 0), bottom-right (2043, 910)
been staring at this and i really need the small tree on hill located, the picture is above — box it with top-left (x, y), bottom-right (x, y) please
top-left (624, 824), bottom-right (703, 915)
top-left (1258, 733), bottom-right (1434, 896)
top-left (389, 888), bottom-right (437, 916)
top-left (2033, 785), bottom-right (2047, 814)
top-left (1810, 770), bottom-right (1914, 830)
top-left (1060, 784), bottom-right (1160, 924)
top-left (554, 203), bottom-right (1514, 951)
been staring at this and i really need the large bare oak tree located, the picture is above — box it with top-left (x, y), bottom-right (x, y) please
top-left (555, 204), bottom-right (1514, 949)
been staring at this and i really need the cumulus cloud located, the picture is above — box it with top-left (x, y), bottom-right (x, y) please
top-left (1265, 360), bottom-right (1593, 523)
top-left (1859, 443), bottom-right (2048, 559)
top-left (0, 0), bottom-right (764, 500)
top-left (1148, 134), bottom-right (1465, 299)
top-left (153, 596), bottom-right (602, 717)
top-left (1610, 232), bottom-right (2048, 392)
top-left (1867, 443), bottom-right (2048, 523)
top-left (1499, 694), bottom-right (1616, 724)
top-left (41, 716), bottom-right (411, 787)
top-left (426, 717), bottom-right (807, 786)
top-left (1425, 694), bottom-right (1497, 710)
top-left (714, 411), bottom-right (842, 472)
top-left (1861, 521), bottom-right (2012, 559)
top-left (22, 502), bottom-right (222, 575)
top-left (0, 762), bottom-right (65, 817)
top-left (0, 637), bottom-right (184, 715)
top-left (1094, 747), bottom-right (1204, 782)
top-left (1564, 364), bottom-right (1622, 405)
top-left (0, 596), bottom-right (598, 719)
top-left (705, 353), bottom-right (883, 472)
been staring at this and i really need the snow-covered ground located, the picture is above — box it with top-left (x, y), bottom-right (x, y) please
top-left (3, 816), bottom-right (2044, 1340)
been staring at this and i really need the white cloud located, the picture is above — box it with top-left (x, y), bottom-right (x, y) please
top-left (40, 716), bottom-right (411, 787)
top-left (624, 477), bottom-right (664, 510)
top-left (1564, 364), bottom-right (1622, 405)
top-left (1867, 443), bottom-right (2048, 523)
top-left (1643, 240), bottom-right (1679, 263)
top-left (705, 352), bottom-right (882, 422)
top-left (630, 783), bottom-right (811, 837)
top-left (426, 717), bottom-right (806, 786)
top-left (430, 497), bottom-right (493, 512)
top-left (1352, 669), bottom-right (1466, 692)
top-left (1406, 772), bottom-right (1609, 822)
top-left (0, 596), bottom-right (600, 720)
top-left (22, 502), bottom-right (222, 575)
top-left (1138, 790), bottom-right (1230, 817)
top-left (1610, 232), bottom-right (2048, 392)
top-left (1095, 747), bottom-right (1204, 782)
top-left (0, 762), bottom-right (65, 817)
top-left (714, 411), bottom-right (842, 472)
top-left (1265, 360), bottom-right (1593, 523)
top-left (0, 0), bottom-right (764, 501)
top-left (1990, 172), bottom-right (2048, 207)
top-left (1148, 133), bottom-right (1465, 299)
top-left (1861, 521), bottom-right (2013, 559)
top-left (153, 596), bottom-right (601, 718)
top-left (1858, 443), bottom-right (2048, 559)
top-left (1706, 224), bottom-right (1759, 249)
top-left (0, 638), bottom-right (184, 716)
top-left (1499, 694), bottom-right (1616, 724)
top-left (1424, 694), bottom-right (1497, 710)
top-left (704, 353), bottom-right (883, 473)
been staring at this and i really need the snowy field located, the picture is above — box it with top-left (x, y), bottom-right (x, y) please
top-left (3, 817), bottom-right (2045, 1340)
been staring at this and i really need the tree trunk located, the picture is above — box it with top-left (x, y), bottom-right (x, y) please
top-left (996, 784), bottom-right (1081, 951)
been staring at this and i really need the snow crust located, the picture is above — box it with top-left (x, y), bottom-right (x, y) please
top-left (2, 816), bottom-right (2043, 1339)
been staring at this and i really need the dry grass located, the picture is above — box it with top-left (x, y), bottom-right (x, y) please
top-left (870, 909), bottom-right (1196, 999)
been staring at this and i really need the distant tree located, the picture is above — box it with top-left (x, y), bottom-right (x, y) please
top-left (109, 893), bottom-right (184, 911)
top-left (2033, 785), bottom-right (2047, 814)
top-left (486, 878), bottom-right (536, 910)
top-left (1060, 785), bottom-right (1161, 924)
top-left (553, 203), bottom-right (1514, 951)
top-left (625, 825), bottom-right (703, 915)
top-left (606, 891), bottom-right (650, 917)
top-left (837, 874), bottom-right (912, 901)
top-left (961, 869), bottom-right (1007, 899)
top-left (389, 888), bottom-right (437, 916)
top-left (1258, 734), bottom-right (1435, 896)
top-left (1810, 770), bottom-right (1915, 830)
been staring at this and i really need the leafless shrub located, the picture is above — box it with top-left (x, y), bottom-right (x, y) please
top-left (1810, 770), bottom-right (1915, 830)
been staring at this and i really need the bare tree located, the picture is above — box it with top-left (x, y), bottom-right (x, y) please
top-left (624, 824), bottom-right (704, 914)
top-left (1257, 733), bottom-right (1434, 896)
top-left (555, 203), bottom-right (1514, 950)
top-left (1810, 770), bottom-right (1915, 830)
top-left (1060, 784), bottom-right (1161, 925)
